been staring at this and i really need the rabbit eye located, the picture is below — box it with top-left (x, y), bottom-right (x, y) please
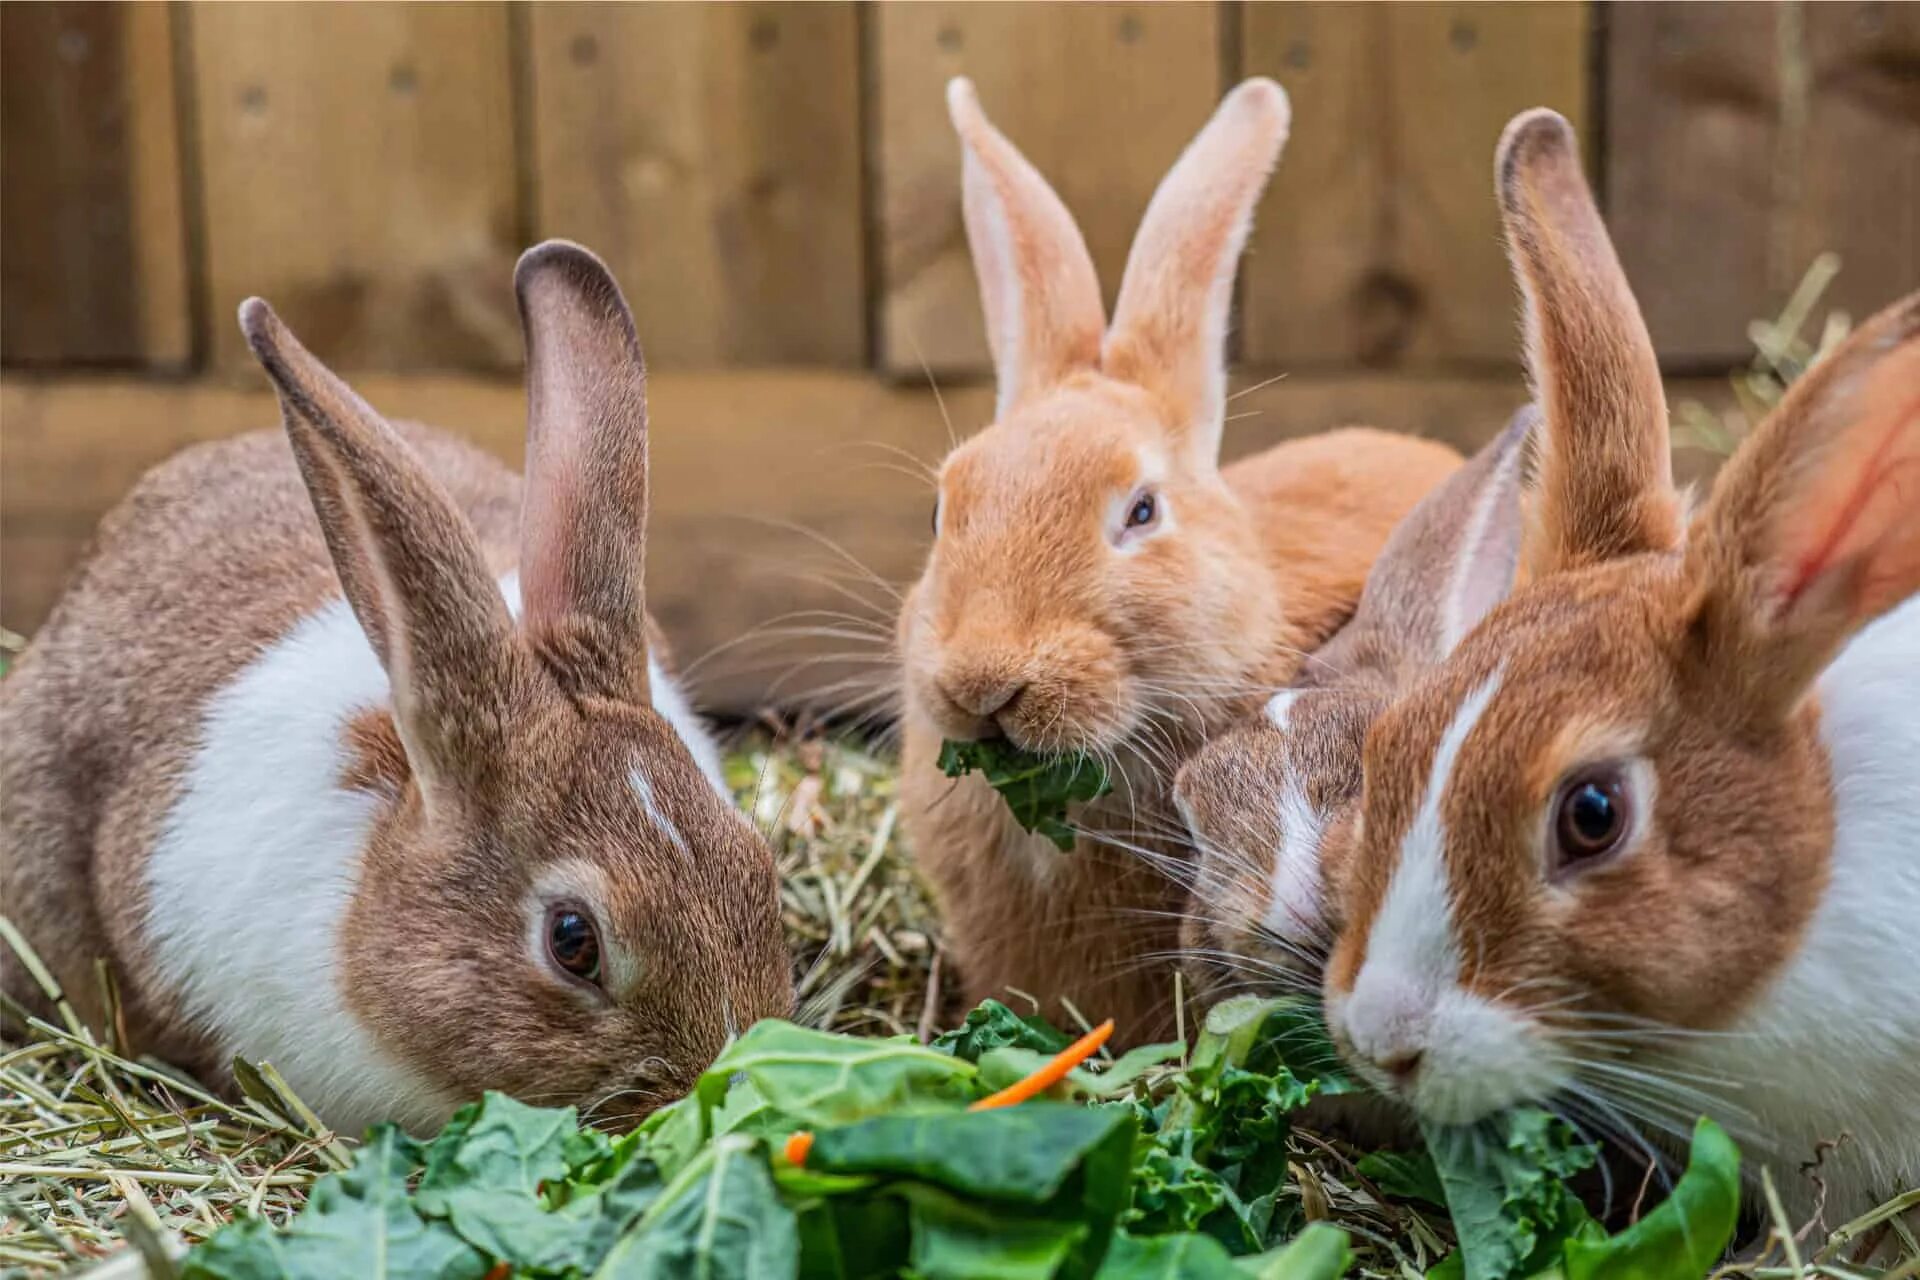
top-left (1126, 491), bottom-right (1159, 530)
top-left (1552, 767), bottom-right (1629, 869)
top-left (546, 906), bottom-right (603, 985)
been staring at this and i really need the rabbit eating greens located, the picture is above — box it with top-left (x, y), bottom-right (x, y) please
top-left (898, 77), bottom-right (1463, 1041)
top-left (0, 242), bottom-right (792, 1136)
top-left (1323, 111), bottom-right (1920, 1218)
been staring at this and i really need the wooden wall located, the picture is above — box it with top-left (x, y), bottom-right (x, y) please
top-left (3, 1), bottom-right (1914, 710)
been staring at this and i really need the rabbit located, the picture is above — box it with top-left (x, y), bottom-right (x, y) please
top-left (0, 241), bottom-right (793, 1138)
top-left (1321, 108), bottom-right (1920, 1220)
top-left (898, 76), bottom-right (1463, 1041)
top-left (1173, 405), bottom-right (1534, 1006)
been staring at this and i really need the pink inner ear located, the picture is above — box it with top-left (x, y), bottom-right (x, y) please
top-left (1776, 385), bottom-right (1920, 624)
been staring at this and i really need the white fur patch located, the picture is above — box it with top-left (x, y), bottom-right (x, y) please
top-left (147, 594), bottom-right (455, 1137)
top-left (148, 572), bottom-right (727, 1137)
top-left (1262, 773), bottom-right (1325, 944)
top-left (1264, 689), bottom-right (1299, 730)
top-left (1684, 596), bottom-right (1920, 1214)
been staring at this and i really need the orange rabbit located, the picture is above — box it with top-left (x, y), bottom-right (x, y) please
top-left (898, 78), bottom-right (1461, 1038)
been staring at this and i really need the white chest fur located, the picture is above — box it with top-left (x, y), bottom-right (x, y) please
top-left (1688, 596), bottom-right (1920, 1214)
top-left (145, 574), bottom-right (724, 1136)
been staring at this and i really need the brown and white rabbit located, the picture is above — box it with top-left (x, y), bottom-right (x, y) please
top-left (1323, 110), bottom-right (1920, 1217)
top-left (0, 241), bottom-right (792, 1137)
top-left (1173, 406), bottom-right (1533, 1004)
top-left (898, 77), bottom-right (1461, 1039)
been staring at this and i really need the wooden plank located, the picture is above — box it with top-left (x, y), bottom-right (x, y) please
top-left (525, 3), bottom-right (865, 368)
top-left (1792, 3), bottom-right (1920, 333)
top-left (188, 2), bottom-right (521, 375)
top-left (873, 3), bottom-right (1222, 378)
top-left (2, 369), bottom-right (1738, 712)
top-left (1607, 2), bottom-right (1920, 368)
top-left (1, 3), bottom-right (190, 367)
top-left (1240, 3), bottom-right (1591, 370)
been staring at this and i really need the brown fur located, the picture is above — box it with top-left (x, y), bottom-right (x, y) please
top-left (1176, 410), bottom-right (1534, 1005)
top-left (0, 242), bottom-right (791, 1121)
top-left (900, 79), bottom-right (1461, 1040)
top-left (1327, 113), bottom-right (1920, 1075)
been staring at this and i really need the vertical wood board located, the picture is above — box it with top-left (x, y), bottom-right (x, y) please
top-left (525, 3), bottom-right (866, 368)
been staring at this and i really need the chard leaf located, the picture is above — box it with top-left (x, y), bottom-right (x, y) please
top-left (591, 1134), bottom-right (798, 1280)
top-left (1423, 1109), bottom-right (1598, 1280)
top-left (182, 1127), bottom-right (485, 1280)
top-left (938, 739), bottom-right (1111, 852)
top-left (806, 1104), bottom-right (1134, 1205)
top-left (1096, 1229), bottom-right (1245, 1278)
top-left (1236, 1223), bottom-right (1352, 1279)
top-left (932, 999), bottom-right (1072, 1061)
top-left (1562, 1118), bottom-right (1740, 1280)
top-left (897, 1184), bottom-right (1089, 1280)
top-left (698, 1021), bottom-right (979, 1128)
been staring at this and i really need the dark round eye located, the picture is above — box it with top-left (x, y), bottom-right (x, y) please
top-left (1552, 767), bottom-right (1629, 867)
top-left (546, 907), bottom-right (602, 984)
top-left (1126, 492), bottom-right (1158, 530)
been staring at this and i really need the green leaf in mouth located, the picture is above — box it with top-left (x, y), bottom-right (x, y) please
top-left (937, 738), bottom-right (1113, 852)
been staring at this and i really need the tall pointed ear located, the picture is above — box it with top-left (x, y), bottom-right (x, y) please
top-left (947, 78), bottom-right (1106, 418)
top-left (1104, 78), bottom-right (1290, 462)
top-left (1498, 109), bottom-right (1682, 578)
top-left (1312, 408), bottom-right (1533, 688)
top-left (239, 298), bottom-right (523, 801)
top-left (513, 240), bottom-right (656, 705)
top-left (1685, 292), bottom-right (1920, 716)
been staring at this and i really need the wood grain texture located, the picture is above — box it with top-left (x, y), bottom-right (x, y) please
top-left (1607, 2), bottom-right (1920, 367)
top-left (2, 369), bottom-right (1738, 712)
top-left (1, 3), bottom-right (190, 367)
top-left (188, 1), bottom-right (521, 375)
top-left (525, 3), bottom-right (866, 368)
top-left (1240, 2), bottom-right (1591, 370)
top-left (873, 2), bottom-right (1222, 378)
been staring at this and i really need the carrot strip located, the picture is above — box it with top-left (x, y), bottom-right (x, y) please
top-left (781, 1018), bottom-right (1117, 1167)
top-left (968, 1019), bottom-right (1115, 1111)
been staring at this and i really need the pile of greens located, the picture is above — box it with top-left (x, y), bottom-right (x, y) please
top-left (938, 740), bottom-right (1113, 851)
top-left (181, 997), bottom-right (1740, 1280)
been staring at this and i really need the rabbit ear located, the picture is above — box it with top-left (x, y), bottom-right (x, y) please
top-left (947, 78), bottom-right (1105, 418)
top-left (239, 298), bottom-right (523, 802)
top-left (1105, 78), bottom-right (1291, 461)
top-left (1322, 408), bottom-right (1533, 684)
top-left (513, 240), bottom-right (654, 705)
top-left (1497, 110), bottom-right (1682, 578)
top-left (1686, 292), bottom-right (1920, 716)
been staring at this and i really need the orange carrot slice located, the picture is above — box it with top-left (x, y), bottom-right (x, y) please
top-left (968, 1019), bottom-right (1115, 1111)
top-left (784, 1129), bottom-right (815, 1166)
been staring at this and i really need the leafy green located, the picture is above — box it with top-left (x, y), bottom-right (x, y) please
top-left (1422, 1110), bottom-right (1599, 1280)
top-left (938, 738), bottom-right (1112, 851)
top-left (182, 996), bottom-right (1754, 1280)
top-left (931, 998), bottom-right (1072, 1061)
top-left (182, 1128), bottom-right (486, 1280)
top-left (1561, 1119), bottom-right (1740, 1280)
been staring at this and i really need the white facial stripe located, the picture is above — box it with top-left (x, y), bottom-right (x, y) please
top-left (1339, 668), bottom-right (1505, 1077)
top-left (1370, 667), bottom-right (1505, 981)
top-left (1263, 773), bottom-right (1326, 943)
top-left (1265, 689), bottom-right (1299, 730)
top-left (529, 860), bottom-right (639, 996)
top-left (630, 763), bottom-right (691, 860)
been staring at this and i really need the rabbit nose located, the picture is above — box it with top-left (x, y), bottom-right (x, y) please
top-left (1374, 1049), bottom-right (1424, 1083)
top-left (941, 675), bottom-right (1027, 724)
